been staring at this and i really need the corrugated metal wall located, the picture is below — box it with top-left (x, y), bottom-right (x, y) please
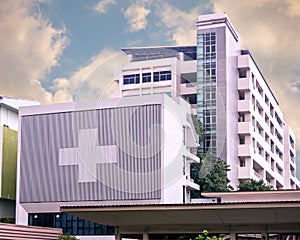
top-left (20, 104), bottom-right (162, 203)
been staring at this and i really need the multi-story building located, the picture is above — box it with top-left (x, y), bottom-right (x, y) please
top-left (16, 94), bottom-right (199, 238)
top-left (0, 96), bottom-right (39, 220)
top-left (114, 12), bottom-right (300, 190)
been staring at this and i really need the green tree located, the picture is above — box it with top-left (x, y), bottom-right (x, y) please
top-left (238, 179), bottom-right (273, 191)
top-left (191, 154), bottom-right (233, 197)
top-left (192, 115), bottom-right (205, 140)
top-left (190, 229), bottom-right (224, 240)
top-left (57, 234), bottom-right (77, 240)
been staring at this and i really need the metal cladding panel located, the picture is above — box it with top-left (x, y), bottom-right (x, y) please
top-left (1, 127), bottom-right (18, 200)
top-left (19, 104), bottom-right (162, 203)
top-left (215, 27), bottom-right (227, 161)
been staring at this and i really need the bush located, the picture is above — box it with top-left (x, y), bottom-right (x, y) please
top-left (0, 218), bottom-right (15, 224)
top-left (191, 230), bottom-right (224, 240)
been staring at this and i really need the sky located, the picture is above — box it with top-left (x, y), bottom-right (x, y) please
top-left (1, 0), bottom-right (300, 170)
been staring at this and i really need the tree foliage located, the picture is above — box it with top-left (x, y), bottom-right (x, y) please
top-left (191, 154), bottom-right (233, 197)
top-left (190, 230), bottom-right (224, 240)
top-left (192, 115), bottom-right (205, 140)
top-left (238, 179), bottom-right (273, 191)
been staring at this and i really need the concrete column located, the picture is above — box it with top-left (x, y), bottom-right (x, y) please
top-left (115, 232), bottom-right (121, 240)
top-left (230, 232), bottom-right (236, 240)
top-left (261, 230), bottom-right (268, 240)
top-left (115, 227), bottom-right (121, 240)
top-left (143, 232), bottom-right (149, 240)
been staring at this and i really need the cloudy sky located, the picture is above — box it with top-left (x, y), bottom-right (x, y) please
top-left (1, 0), bottom-right (300, 165)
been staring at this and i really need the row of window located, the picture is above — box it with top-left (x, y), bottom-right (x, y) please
top-left (238, 133), bottom-right (285, 177)
top-left (29, 213), bottom-right (114, 236)
top-left (197, 32), bottom-right (217, 154)
top-left (123, 71), bottom-right (171, 85)
top-left (239, 156), bottom-right (283, 180)
top-left (197, 32), bottom-right (216, 45)
top-left (239, 70), bottom-right (284, 130)
top-left (238, 95), bottom-right (284, 148)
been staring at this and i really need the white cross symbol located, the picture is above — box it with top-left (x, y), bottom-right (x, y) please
top-left (59, 128), bottom-right (117, 183)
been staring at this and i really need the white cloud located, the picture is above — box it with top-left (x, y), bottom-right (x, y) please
top-left (94, 0), bottom-right (116, 14)
top-left (0, 0), bottom-right (67, 104)
top-left (51, 49), bottom-right (127, 102)
top-left (155, 3), bottom-right (211, 45)
top-left (285, 0), bottom-right (300, 17)
top-left (124, 3), bottom-right (150, 32)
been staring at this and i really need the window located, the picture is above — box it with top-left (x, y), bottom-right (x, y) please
top-left (123, 74), bottom-right (140, 84)
top-left (265, 153), bottom-right (269, 162)
top-left (239, 136), bottom-right (245, 145)
top-left (154, 71), bottom-right (171, 82)
top-left (271, 158), bottom-right (275, 170)
top-left (265, 95), bottom-right (269, 106)
top-left (197, 32), bottom-right (217, 154)
top-left (239, 69), bottom-right (247, 78)
top-left (257, 144), bottom-right (263, 156)
top-left (142, 72), bottom-right (151, 83)
top-left (275, 112), bottom-right (283, 128)
top-left (183, 156), bottom-right (186, 175)
top-left (275, 130), bottom-right (283, 143)
top-left (239, 92), bottom-right (245, 100)
top-left (276, 165), bottom-right (283, 175)
top-left (290, 136), bottom-right (295, 149)
top-left (290, 150), bottom-right (295, 162)
top-left (181, 72), bottom-right (197, 84)
top-left (182, 94), bottom-right (197, 104)
top-left (265, 114), bottom-right (269, 125)
top-left (270, 122), bottom-right (274, 135)
top-left (256, 102), bottom-right (263, 116)
top-left (238, 113), bottom-right (245, 122)
top-left (265, 133), bottom-right (269, 144)
top-left (270, 104), bottom-right (274, 117)
top-left (29, 213), bottom-right (114, 236)
top-left (239, 158), bottom-right (246, 167)
top-left (256, 82), bottom-right (263, 97)
top-left (270, 140), bottom-right (274, 153)
top-left (183, 126), bottom-right (186, 145)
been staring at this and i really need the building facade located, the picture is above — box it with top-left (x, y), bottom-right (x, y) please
top-left (114, 13), bottom-right (299, 190)
top-left (16, 95), bottom-right (199, 238)
top-left (0, 96), bottom-right (39, 220)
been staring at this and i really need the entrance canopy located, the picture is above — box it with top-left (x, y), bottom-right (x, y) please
top-left (61, 201), bottom-right (300, 233)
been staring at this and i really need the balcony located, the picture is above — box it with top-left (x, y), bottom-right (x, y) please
top-left (180, 82), bottom-right (197, 95)
top-left (184, 149), bottom-right (200, 163)
top-left (238, 100), bottom-right (251, 112)
top-left (185, 176), bottom-right (200, 190)
top-left (238, 78), bottom-right (250, 91)
top-left (238, 144), bottom-right (251, 157)
top-left (238, 55), bottom-right (250, 69)
top-left (238, 166), bottom-right (251, 179)
top-left (238, 122), bottom-right (251, 134)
